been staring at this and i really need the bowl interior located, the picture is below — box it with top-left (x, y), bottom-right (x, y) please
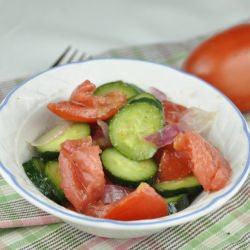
top-left (0, 59), bottom-right (249, 236)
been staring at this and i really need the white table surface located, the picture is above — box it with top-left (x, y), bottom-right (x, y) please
top-left (0, 0), bottom-right (249, 81)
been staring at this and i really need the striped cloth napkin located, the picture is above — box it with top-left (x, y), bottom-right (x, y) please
top-left (0, 34), bottom-right (250, 250)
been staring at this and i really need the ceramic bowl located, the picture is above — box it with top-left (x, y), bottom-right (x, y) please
top-left (0, 59), bottom-right (249, 238)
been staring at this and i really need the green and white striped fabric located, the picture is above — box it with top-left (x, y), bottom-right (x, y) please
top-left (0, 34), bottom-right (250, 250)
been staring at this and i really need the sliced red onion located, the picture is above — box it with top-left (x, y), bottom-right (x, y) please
top-left (145, 124), bottom-right (181, 148)
top-left (179, 107), bottom-right (216, 134)
top-left (146, 108), bottom-right (216, 148)
top-left (101, 184), bottom-right (133, 204)
top-left (31, 123), bottom-right (71, 147)
top-left (149, 87), bottom-right (167, 101)
top-left (96, 120), bottom-right (112, 147)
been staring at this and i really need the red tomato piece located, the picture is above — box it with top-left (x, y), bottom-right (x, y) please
top-left (48, 81), bottom-right (127, 122)
top-left (70, 80), bottom-right (96, 106)
top-left (183, 24), bottom-right (250, 112)
top-left (173, 132), bottom-right (232, 192)
top-left (162, 100), bottom-right (187, 124)
top-left (48, 91), bottom-right (126, 122)
top-left (157, 144), bottom-right (192, 181)
top-left (85, 201), bottom-right (114, 218)
top-left (70, 80), bottom-right (96, 100)
top-left (59, 137), bottom-right (105, 212)
top-left (103, 183), bottom-right (168, 221)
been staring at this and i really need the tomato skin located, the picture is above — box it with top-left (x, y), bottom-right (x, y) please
top-left (70, 80), bottom-right (96, 102)
top-left (162, 100), bottom-right (187, 124)
top-left (47, 100), bottom-right (124, 123)
top-left (174, 132), bottom-right (232, 192)
top-left (183, 24), bottom-right (250, 112)
top-left (48, 80), bottom-right (127, 122)
top-left (157, 144), bottom-right (191, 181)
top-left (103, 183), bottom-right (168, 221)
top-left (85, 201), bottom-right (114, 218)
top-left (48, 92), bottom-right (126, 122)
top-left (59, 137), bottom-right (105, 212)
top-left (70, 80), bottom-right (96, 107)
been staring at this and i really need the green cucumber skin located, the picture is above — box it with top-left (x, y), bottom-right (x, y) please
top-left (128, 93), bottom-right (161, 107)
top-left (101, 147), bottom-right (158, 188)
top-left (128, 97), bottom-right (163, 112)
top-left (23, 157), bottom-right (48, 195)
top-left (154, 176), bottom-right (203, 198)
top-left (94, 80), bottom-right (143, 98)
top-left (130, 84), bottom-right (144, 95)
top-left (156, 185), bottom-right (203, 197)
top-left (23, 157), bottom-right (66, 204)
top-left (104, 170), bottom-right (156, 189)
top-left (36, 123), bottom-right (90, 153)
top-left (109, 98), bottom-right (164, 161)
top-left (164, 194), bottom-right (190, 214)
top-left (127, 92), bottom-right (155, 102)
top-left (187, 189), bottom-right (203, 202)
top-left (39, 152), bottom-right (59, 161)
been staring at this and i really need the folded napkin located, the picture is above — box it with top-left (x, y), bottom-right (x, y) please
top-left (0, 34), bottom-right (250, 250)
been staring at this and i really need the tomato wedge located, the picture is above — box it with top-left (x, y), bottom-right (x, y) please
top-left (157, 144), bottom-right (192, 181)
top-left (59, 137), bottom-right (105, 212)
top-left (103, 183), bottom-right (167, 221)
top-left (162, 100), bottom-right (187, 124)
top-left (48, 80), bottom-right (127, 122)
top-left (173, 131), bottom-right (232, 191)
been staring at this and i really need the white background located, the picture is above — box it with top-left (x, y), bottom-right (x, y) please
top-left (0, 0), bottom-right (249, 80)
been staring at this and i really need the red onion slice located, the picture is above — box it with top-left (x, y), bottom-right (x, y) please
top-left (149, 87), bottom-right (167, 101)
top-left (146, 107), bottom-right (216, 148)
top-left (179, 107), bottom-right (216, 134)
top-left (145, 124), bottom-right (181, 148)
top-left (101, 184), bottom-right (133, 204)
top-left (96, 120), bottom-right (112, 146)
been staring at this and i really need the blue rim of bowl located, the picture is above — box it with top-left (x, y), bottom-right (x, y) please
top-left (0, 58), bottom-right (250, 227)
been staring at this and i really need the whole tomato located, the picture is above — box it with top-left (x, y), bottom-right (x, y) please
top-left (183, 24), bottom-right (250, 112)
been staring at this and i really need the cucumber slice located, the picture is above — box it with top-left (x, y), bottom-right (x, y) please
top-left (94, 80), bottom-right (142, 98)
top-left (35, 123), bottom-right (90, 156)
top-left (44, 161), bottom-right (65, 201)
top-left (22, 157), bottom-right (65, 203)
top-left (101, 147), bottom-right (157, 188)
top-left (44, 161), bottom-right (62, 191)
top-left (128, 92), bottom-right (157, 102)
top-left (164, 194), bottom-right (189, 214)
top-left (23, 157), bottom-right (48, 195)
top-left (154, 176), bottom-right (203, 197)
top-left (109, 98), bottom-right (164, 160)
top-left (23, 156), bottom-right (45, 173)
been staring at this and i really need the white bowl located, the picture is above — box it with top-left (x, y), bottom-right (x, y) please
top-left (0, 59), bottom-right (249, 239)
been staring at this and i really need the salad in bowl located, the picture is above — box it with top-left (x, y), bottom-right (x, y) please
top-left (0, 59), bottom-right (249, 238)
top-left (23, 79), bottom-right (231, 220)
